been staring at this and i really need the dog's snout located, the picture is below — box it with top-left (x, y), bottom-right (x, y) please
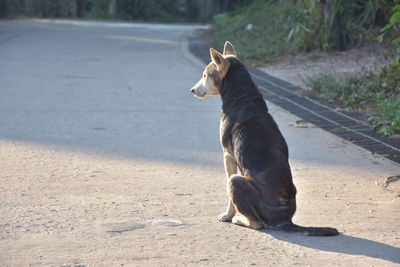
top-left (190, 88), bottom-right (195, 93)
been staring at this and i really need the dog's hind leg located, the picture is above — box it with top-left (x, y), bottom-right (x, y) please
top-left (228, 174), bottom-right (263, 230)
top-left (217, 152), bottom-right (238, 222)
top-left (232, 215), bottom-right (263, 230)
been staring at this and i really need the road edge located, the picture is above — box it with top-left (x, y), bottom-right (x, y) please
top-left (183, 29), bottom-right (400, 167)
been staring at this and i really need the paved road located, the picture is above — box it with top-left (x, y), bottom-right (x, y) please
top-left (0, 19), bottom-right (399, 266)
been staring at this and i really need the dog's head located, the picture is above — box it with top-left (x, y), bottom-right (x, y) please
top-left (190, 41), bottom-right (237, 98)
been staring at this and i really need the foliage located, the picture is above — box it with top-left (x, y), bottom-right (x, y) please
top-left (379, 0), bottom-right (400, 67)
top-left (375, 97), bottom-right (400, 135)
top-left (116, 0), bottom-right (186, 22)
top-left (304, 74), bottom-right (362, 107)
top-left (214, 0), bottom-right (399, 136)
top-left (305, 69), bottom-right (399, 136)
top-left (0, 0), bottom-right (248, 22)
top-left (213, 0), bottom-right (395, 62)
top-left (305, 0), bottom-right (400, 136)
top-left (375, 0), bottom-right (400, 135)
top-left (213, 0), bottom-right (325, 63)
top-left (324, 0), bottom-right (393, 50)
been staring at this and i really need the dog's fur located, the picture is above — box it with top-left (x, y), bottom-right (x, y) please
top-left (190, 41), bottom-right (338, 236)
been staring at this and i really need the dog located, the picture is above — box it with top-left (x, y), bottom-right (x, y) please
top-left (190, 41), bottom-right (338, 236)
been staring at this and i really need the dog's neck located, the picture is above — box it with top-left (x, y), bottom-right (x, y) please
top-left (220, 58), bottom-right (267, 116)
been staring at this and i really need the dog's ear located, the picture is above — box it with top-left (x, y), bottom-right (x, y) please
top-left (223, 41), bottom-right (237, 57)
top-left (210, 48), bottom-right (227, 71)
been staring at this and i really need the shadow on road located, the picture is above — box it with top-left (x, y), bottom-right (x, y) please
top-left (265, 230), bottom-right (400, 264)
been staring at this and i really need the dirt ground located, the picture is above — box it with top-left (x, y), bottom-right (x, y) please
top-left (1, 105), bottom-right (400, 266)
top-left (260, 42), bottom-right (384, 89)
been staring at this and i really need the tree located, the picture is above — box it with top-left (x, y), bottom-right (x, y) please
top-left (109, 0), bottom-right (116, 17)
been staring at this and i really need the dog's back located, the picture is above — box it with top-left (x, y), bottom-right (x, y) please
top-left (220, 57), bottom-right (297, 224)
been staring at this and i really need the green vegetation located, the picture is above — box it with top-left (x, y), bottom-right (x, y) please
top-left (213, 0), bottom-right (394, 63)
top-left (213, 0), bottom-right (324, 63)
top-left (0, 0), bottom-right (248, 23)
top-left (306, 1), bottom-right (400, 136)
top-left (214, 0), bottom-right (399, 136)
top-left (1, 0), bottom-right (192, 21)
top-left (305, 73), bottom-right (399, 136)
top-left (305, 67), bottom-right (399, 137)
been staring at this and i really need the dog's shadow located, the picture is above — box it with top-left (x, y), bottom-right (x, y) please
top-left (261, 229), bottom-right (400, 263)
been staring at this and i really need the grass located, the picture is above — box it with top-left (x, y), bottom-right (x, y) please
top-left (305, 71), bottom-right (400, 136)
top-left (212, 0), bottom-right (322, 64)
top-left (375, 97), bottom-right (400, 135)
top-left (304, 1), bottom-right (400, 136)
top-left (213, 0), bottom-right (400, 136)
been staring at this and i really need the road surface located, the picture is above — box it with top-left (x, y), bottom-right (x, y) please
top-left (0, 19), bottom-right (399, 266)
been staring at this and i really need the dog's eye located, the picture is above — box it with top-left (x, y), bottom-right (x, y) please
top-left (203, 74), bottom-right (206, 78)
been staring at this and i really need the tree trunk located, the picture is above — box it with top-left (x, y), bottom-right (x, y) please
top-left (200, 0), bottom-right (220, 23)
top-left (76, 0), bottom-right (84, 18)
top-left (0, 0), bottom-right (8, 17)
top-left (321, 0), bottom-right (345, 50)
top-left (132, 0), bottom-right (139, 19)
top-left (223, 0), bottom-right (229, 12)
top-left (109, 0), bottom-right (116, 17)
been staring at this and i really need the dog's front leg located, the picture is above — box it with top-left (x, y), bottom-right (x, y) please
top-left (217, 152), bottom-right (237, 222)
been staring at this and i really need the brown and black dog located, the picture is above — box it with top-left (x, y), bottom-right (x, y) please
top-left (190, 41), bottom-right (338, 236)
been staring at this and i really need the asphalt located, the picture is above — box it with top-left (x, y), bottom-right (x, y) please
top-left (0, 19), bottom-right (216, 166)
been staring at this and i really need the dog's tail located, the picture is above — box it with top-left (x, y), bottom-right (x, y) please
top-left (278, 221), bottom-right (339, 236)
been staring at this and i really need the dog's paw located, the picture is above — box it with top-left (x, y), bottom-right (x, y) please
top-left (217, 213), bottom-right (232, 222)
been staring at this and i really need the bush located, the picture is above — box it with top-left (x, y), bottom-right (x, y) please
top-left (213, 0), bottom-right (395, 62)
top-left (215, 0), bottom-right (399, 136)
top-left (306, 0), bottom-right (400, 137)
top-left (305, 70), bottom-right (399, 136)
top-left (375, 97), bottom-right (400, 135)
top-left (213, 0), bottom-right (323, 63)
